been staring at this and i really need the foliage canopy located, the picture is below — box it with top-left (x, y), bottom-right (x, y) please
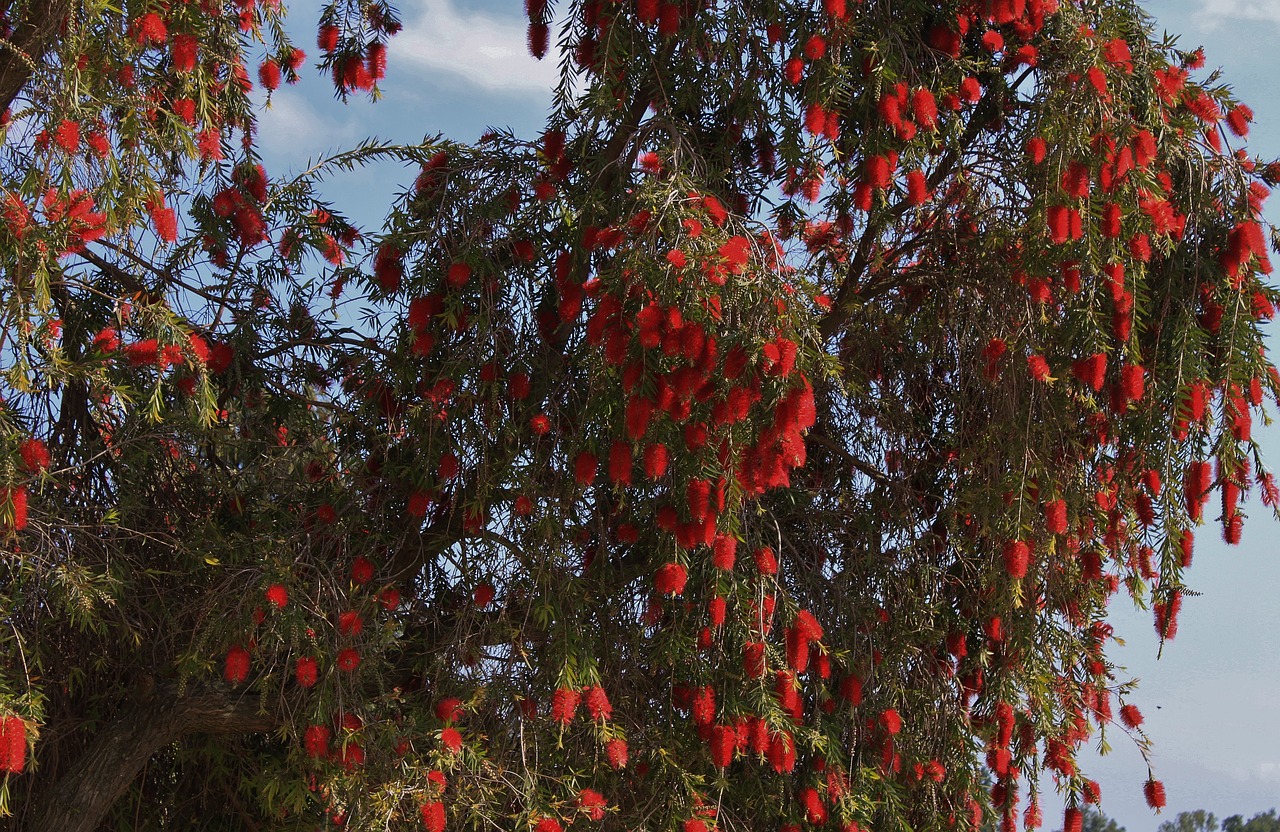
top-left (0, 0), bottom-right (1276, 830)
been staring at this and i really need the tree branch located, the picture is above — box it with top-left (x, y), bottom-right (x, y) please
top-left (27, 683), bottom-right (278, 832)
top-left (0, 0), bottom-right (69, 115)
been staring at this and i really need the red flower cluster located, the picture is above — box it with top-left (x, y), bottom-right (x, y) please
top-left (0, 716), bottom-right (25, 773)
top-left (224, 644), bottom-right (250, 684)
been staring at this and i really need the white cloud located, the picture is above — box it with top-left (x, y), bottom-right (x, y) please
top-left (1193, 0), bottom-right (1280, 30)
top-left (1257, 761), bottom-right (1280, 783)
top-left (394, 0), bottom-right (561, 94)
top-left (255, 89), bottom-right (360, 174)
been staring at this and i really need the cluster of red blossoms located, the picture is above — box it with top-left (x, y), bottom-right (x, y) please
top-left (0, 715), bottom-right (25, 773)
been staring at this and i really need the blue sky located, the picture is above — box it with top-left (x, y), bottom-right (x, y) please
top-left (254, 2), bottom-right (1280, 829)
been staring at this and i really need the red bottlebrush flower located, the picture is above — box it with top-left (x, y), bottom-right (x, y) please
top-left (1154, 591), bottom-right (1183, 639)
top-left (473, 582), bottom-right (495, 609)
top-left (408, 490), bottom-right (433, 518)
top-left (691, 685), bottom-right (716, 725)
top-left (303, 724), bottom-right (330, 757)
top-left (626, 396), bottom-right (654, 440)
top-left (258, 59), bottom-right (281, 91)
top-left (906, 169), bottom-right (929, 205)
top-left (0, 716), bottom-right (26, 773)
top-left (804, 34), bottom-right (827, 60)
top-left (801, 786), bottom-right (827, 825)
top-left (1044, 499), bottom-right (1068, 534)
top-left (711, 534), bottom-right (736, 569)
top-left (767, 730), bottom-right (796, 773)
top-left (224, 644), bottom-right (251, 684)
top-left (1026, 136), bottom-right (1047, 164)
top-left (436, 697), bottom-right (464, 722)
top-left (686, 478), bottom-right (711, 522)
top-left (536, 819), bottom-right (564, 832)
top-left (864, 155), bottom-right (892, 190)
top-left (574, 451), bottom-right (598, 486)
top-left (804, 102), bottom-right (826, 137)
top-left (604, 737), bottom-right (628, 769)
top-left (1002, 539), bottom-right (1030, 579)
top-left (1062, 161), bottom-right (1091, 198)
top-left (446, 262), bottom-right (471, 288)
top-left (785, 56), bottom-right (804, 85)
top-left (125, 339), bottom-right (160, 366)
top-left (1100, 203), bottom-right (1122, 238)
top-left (336, 647), bottom-right (361, 672)
top-left (54, 119), bottom-right (79, 154)
top-left (440, 726), bottom-right (463, 753)
top-left (878, 90), bottom-right (903, 129)
top-left (1063, 808), bottom-right (1083, 832)
top-left (265, 583), bottom-right (288, 609)
top-left (658, 2), bottom-right (680, 36)
top-left (643, 443), bottom-right (669, 479)
top-left (983, 338), bottom-right (1007, 379)
top-left (743, 641), bottom-right (766, 678)
top-left (1227, 104), bottom-right (1253, 137)
top-left (578, 789), bottom-right (608, 822)
top-left (710, 723), bottom-right (735, 767)
top-left (960, 76), bottom-right (982, 102)
top-left (584, 685), bottom-right (612, 721)
top-left (793, 610), bottom-right (824, 641)
top-left (839, 674), bottom-right (863, 705)
top-left (1120, 703), bottom-right (1143, 728)
top-left (187, 333), bottom-right (210, 365)
top-left (18, 438), bottom-right (50, 473)
top-left (133, 12), bottom-right (168, 45)
top-left (1143, 779), bottom-right (1167, 810)
top-left (171, 33), bottom-right (198, 71)
top-left (1047, 204), bottom-right (1070, 244)
top-left (551, 687), bottom-right (580, 724)
top-left (531, 414), bottom-right (552, 435)
top-left (527, 22), bottom-right (549, 58)
top-left (708, 596), bottom-right (727, 628)
top-left (655, 562), bottom-right (688, 595)
top-left (350, 555), bottom-right (375, 584)
top-left (1120, 364), bottom-right (1145, 404)
top-left (881, 708), bottom-right (902, 735)
top-left (366, 42), bottom-right (387, 80)
top-left (507, 371), bottom-right (532, 400)
top-left (338, 610), bottom-right (363, 636)
top-left (421, 801), bottom-right (446, 832)
top-left (912, 87), bottom-right (938, 130)
top-left (1072, 353), bottom-right (1107, 392)
top-left (317, 23), bottom-right (339, 52)
top-left (1185, 460), bottom-right (1212, 521)
top-left (1129, 233), bottom-right (1151, 262)
top-left (295, 656), bottom-right (318, 687)
top-left (1027, 354), bottom-right (1051, 382)
top-left (751, 546), bottom-right (777, 575)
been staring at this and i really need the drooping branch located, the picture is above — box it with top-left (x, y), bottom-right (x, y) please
top-left (27, 683), bottom-right (278, 832)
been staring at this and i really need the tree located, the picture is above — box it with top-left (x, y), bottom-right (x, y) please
top-left (1224, 811), bottom-right (1280, 832)
top-left (0, 0), bottom-right (1275, 830)
top-left (1160, 811), bottom-right (1220, 832)
top-left (1083, 807), bottom-right (1127, 832)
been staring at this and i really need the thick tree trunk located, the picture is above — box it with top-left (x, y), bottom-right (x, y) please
top-left (0, 0), bottom-right (70, 114)
top-left (27, 684), bottom-right (277, 832)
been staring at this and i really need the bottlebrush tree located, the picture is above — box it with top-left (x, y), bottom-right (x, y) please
top-left (0, 0), bottom-right (1275, 830)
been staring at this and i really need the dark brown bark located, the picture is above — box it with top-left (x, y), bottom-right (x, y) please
top-left (0, 0), bottom-right (70, 115)
top-left (26, 684), bottom-right (278, 832)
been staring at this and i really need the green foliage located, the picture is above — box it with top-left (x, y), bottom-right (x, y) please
top-left (0, 0), bottom-right (1277, 830)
